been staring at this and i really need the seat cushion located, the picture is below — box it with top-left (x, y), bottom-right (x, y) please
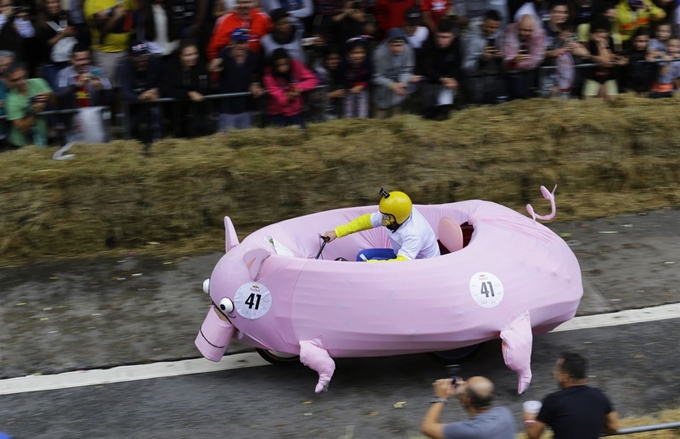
top-left (438, 216), bottom-right (464, 254)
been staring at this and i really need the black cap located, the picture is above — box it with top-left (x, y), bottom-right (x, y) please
top-left (269, 7), bottom-right (289, 23)
top-left (405, 6), bottom-right (422, 25)
top-left (129, 40), bottom-right (150, 57)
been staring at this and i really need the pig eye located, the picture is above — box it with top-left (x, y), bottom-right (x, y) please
top-left (219, 298), bottom-right (234, 314)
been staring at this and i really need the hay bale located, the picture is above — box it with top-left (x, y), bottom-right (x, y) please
top-left (1, 95), bottom-right (679, 266)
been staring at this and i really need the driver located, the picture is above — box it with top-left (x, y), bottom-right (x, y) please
top-left (323, 188), bottom-right (441, 262)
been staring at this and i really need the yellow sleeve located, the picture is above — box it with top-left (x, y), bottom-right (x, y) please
top-left (367, 255), bottom-right (410, 262)
top-left (647, 1), bottom-right (666, 20)
top-left (335, 214), bottom-right (374, 238)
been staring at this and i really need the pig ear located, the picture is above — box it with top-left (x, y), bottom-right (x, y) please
top-left (225, 216), bottom-right (240, 252)
top-left (243, 248), bottom-right (270, 280)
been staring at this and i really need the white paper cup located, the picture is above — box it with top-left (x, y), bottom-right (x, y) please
top-left (523, 400), bottom-right (542, 414)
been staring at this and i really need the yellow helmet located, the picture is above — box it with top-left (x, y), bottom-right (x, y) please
top-left (379, 188), bottom-right (412, 226)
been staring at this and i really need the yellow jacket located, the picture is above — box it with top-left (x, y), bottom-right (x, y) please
top-left (614, 0), bottom-right (666, 42)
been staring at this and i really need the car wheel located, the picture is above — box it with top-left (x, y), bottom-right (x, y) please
top-left (427, 342), bottom-right (486, 364)
top-left (256, 348), bottom-right (300, 365)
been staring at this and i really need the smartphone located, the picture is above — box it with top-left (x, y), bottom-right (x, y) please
top-left (519, 44), bottom-right (528, 53)
top-left (91, 67), bottom-right (102, 77)
top-left (487, 38), bottom-right (496, 48)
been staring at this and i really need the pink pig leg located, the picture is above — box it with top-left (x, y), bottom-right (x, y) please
top-left (500, 310), bottom-right (533, 394)
top-left (299, 339), bottom-right (336, 393)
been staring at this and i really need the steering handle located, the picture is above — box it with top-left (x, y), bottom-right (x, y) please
top-left (315, 235), bottom-right (330, 259)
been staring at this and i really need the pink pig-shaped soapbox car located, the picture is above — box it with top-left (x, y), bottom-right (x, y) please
top-left (195, 187), bottom-right (583, 394)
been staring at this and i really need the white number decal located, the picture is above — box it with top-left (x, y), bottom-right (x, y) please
top-left (469, 272), bottom-right (504, 309)
top-left (234, 282), bottom-right (272, 319)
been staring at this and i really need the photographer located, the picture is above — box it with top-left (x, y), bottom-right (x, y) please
top-left (4, 62), bottom-right (55, 149)
top-left (0, 0), bottom-right (36, 62)
top-left (56, 43), bottom-right (112, 109)
top-left (420, 375), bottom-right (516, 439)
top-left (462, 9), bottom-right (506, 104)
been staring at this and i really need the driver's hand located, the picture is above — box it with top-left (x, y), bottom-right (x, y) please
top-left (323, 231), bottom-right (337, 242)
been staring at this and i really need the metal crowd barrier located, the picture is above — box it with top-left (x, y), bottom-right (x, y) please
top-left (120, 86), bottom-right (330, 140)
top-left (605, 421), bottom-right (680, 436)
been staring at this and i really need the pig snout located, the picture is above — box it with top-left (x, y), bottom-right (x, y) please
top-left (195, 306), bottom-right (235, 361)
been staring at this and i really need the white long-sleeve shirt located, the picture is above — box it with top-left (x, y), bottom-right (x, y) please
top-left (368, 208), bottom-right (441, 260)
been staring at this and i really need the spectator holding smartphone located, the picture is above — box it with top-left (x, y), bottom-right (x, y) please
top-left (503, 14), bottom-right (546, 99)
top-left (4, 62), bottom-right (56, 149)
top-left (525, 352), bottom-right (619, 439)
top-left (541, 1), bottom-right (589, 97)
top-left (462, 9), bottom-right (506, 104)
top-left (420, 375), bottom-right (516, 439)
top-left (263, 47), bottom-right (318, 128)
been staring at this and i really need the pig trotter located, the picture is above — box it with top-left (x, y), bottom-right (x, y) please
top-left (299, 338), bottom-right (336, 393)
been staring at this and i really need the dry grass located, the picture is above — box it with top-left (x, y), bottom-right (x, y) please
top-left (1, 94), bottom-right (679, 266)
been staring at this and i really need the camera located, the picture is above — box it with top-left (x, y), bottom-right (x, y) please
top-left (446, 364), bottom-right (461, 384)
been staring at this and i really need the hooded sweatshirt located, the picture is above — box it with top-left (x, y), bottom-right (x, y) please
top-left (371, 36), bottom-right (415, 109)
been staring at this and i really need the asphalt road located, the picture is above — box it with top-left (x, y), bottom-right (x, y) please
top-left (1, 319), bottom-right (679, 439)
top-left (1, 207), bottom-right (679, 438)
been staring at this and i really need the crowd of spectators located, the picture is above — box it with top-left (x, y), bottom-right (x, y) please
top-left (1, 0), bottom-right (679, 150)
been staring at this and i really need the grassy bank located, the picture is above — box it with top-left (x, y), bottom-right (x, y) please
top-left (1, 95), bottom-right (679, 266)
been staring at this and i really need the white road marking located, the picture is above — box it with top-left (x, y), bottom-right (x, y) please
top-left (0, 352), bottom-right (270, 396)
top-left (551, 302), bottom-right (680, 333)
top-left (1, 303), bottom-right (679, 396)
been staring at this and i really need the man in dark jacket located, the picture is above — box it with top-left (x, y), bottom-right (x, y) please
top-left (118, 40), bottom-right (163, 146)
top-left (422, 17), bottom-right (462, 121)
